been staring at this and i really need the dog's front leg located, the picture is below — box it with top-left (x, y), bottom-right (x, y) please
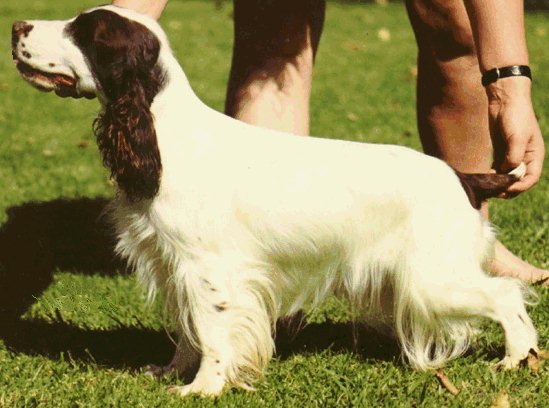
top-left (168, 253), bottom-right (276, 397)
top-left (169, 331), bottom-right (229, 397)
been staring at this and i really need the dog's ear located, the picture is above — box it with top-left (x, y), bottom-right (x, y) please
top-left (94, 79), bottom-right (162, 202)
top-left (69, 9), bottom-right (165, 201)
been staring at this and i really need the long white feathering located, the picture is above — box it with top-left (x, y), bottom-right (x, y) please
top-left (17, 5), bottom-right (539, 397)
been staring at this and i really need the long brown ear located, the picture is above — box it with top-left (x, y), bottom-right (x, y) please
top-left (67, 9), bottom-right (166, 201)
top-left (93, 79), bottom-right (162, 201)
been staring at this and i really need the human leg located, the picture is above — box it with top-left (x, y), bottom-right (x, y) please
top-left (225, 0), bottom-right (326, 135)
top-left (406, 0), bottom-right (548, 283)
top-left (111, 0), bottom-right (168, 19)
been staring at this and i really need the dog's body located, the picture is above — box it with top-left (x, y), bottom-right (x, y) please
top-left (12, 6), bottom-right (539, 396)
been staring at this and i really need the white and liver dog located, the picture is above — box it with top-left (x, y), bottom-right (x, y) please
top-left (12, 6), bottom-right (539, 396)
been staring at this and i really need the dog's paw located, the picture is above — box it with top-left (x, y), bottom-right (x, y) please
top-left (495, 348), bottom-right (541, 371)
top-left (495, 356), bottom-right (521, 370)
top-left (168, 380), bottom-right (225, 397)
top-left (167, 371), bottom-right (226, 397)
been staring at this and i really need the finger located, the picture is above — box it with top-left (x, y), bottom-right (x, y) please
top-left (506, 134), bottom-right (545, 194)
top-left (504, 129), bottom-right (544, 194)
top-left (506, 160), bottom-right (543, 193)
top-left (496, 192), bottom-right (509, 199)
top-left (506, 176), bottom-right (536, 194)
top-left (498, 191), bottom-right (519, 200)
top-left (489, 115), bottom-right (506, 170)
top-left (501, 134), bottom-right (528, 172)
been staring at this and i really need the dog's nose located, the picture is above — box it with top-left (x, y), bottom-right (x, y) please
top-left (12, 21), bottom-right (34, 47)
top-left (11, 21), bottom-right (33, 61)
top-left (13, 21), bottom-right (34, 37)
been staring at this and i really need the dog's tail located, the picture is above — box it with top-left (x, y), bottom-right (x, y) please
top-left (455, 162), bottom-right (526, 209)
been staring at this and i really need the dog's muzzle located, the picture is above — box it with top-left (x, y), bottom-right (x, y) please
top-left (11, 20), bottom-right (93, 99)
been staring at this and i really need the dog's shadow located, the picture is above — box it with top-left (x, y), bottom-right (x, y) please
top-left (0, 197), bottom-right (178, 367)
top-left (0, 198), bottom-right (121, 317)
top-left (0, 198), bottom-right (405, 371)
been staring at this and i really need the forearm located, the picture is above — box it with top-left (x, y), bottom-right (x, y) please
top-left (111, 0), bottom-right (168, 19)
top-left (463, 0), bottom-right (529, 73)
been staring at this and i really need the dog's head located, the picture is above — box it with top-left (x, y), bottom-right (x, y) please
top-left (11, 5), bottom-right (166, 100)
top-left (12, 6), bottom-right (167, 201)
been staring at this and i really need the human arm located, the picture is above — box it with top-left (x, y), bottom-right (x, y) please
top-left (464, 0), bottom-right (545, 194)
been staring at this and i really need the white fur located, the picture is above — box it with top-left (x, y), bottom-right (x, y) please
top-left (17, 6), bottom-right (539, 397)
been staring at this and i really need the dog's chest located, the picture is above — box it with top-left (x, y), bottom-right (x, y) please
top-left (112, 200), bottom-right (182, 290)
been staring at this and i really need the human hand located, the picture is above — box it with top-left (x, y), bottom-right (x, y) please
top-left (486, 77), bottom-right (545, 196)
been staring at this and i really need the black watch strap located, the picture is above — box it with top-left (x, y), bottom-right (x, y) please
top-left (481, 65), bottom-right (532, 87)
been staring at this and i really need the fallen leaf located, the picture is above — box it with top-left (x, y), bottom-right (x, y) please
top-left (168, 20), bottom-right (182, 30)
top-left (527, 349), bottom-right (547, 373)
top-left (377, 28), bottom-right (391, 42)
top-left (42, 149), bottom-right (54, 157)
top-left (346, 112), bottom-right (359, 122)
top-left (78, 140), bottom-right (90, 149)
top-left (342, 41), bottom-right (365, 51)
top-left (490, 391), bottom-right (510, 408)
top-left (408, 66), bottom-right (418, 80)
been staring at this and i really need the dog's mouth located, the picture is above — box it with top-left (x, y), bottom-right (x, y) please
top-left (13, 57), bottom-right (94, 99)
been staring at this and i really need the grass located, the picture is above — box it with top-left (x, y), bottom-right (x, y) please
top-left (1, 1), bottom-right (548, 406)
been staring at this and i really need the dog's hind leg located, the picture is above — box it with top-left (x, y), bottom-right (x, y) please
top-left (145, 336), bottom-right (200, 379)
top-left (479, 278), bottom-right (539, 369)
top-left (168, 253), bottom-right (276, 396)
top-left (402, 271), bottom-right (538, 370)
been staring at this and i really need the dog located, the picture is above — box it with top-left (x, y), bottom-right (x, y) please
top-left (12, 6), bottom-right (539, 396)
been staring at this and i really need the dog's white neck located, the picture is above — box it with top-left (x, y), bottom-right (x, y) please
top-left (151, 49), bottom-right (205, 123)
top-left (144, 45), bottom-right (217, 191)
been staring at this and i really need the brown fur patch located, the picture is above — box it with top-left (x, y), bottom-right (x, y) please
top-left (67, 10), bottom-right (166, 201)
top-left (455, 171), bottom-right (517, 209)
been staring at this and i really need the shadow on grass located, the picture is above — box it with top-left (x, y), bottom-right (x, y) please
top-left (0, 313), bottom-right (401, 372)
top-left (0, 198), bottom-right (401, 374)
top-left (276, 317), bottom-right (401, 363)
top-left (0, 317), bottom-right (174, 369)
top-left (0, 197), bottom-right (124, 319)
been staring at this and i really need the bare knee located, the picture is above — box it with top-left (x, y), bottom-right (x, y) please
top-left (229, 55), bottom-right (313, 109)
top-left (407, 0), bottom-right (493, 171)
top-left (225, 0), bottom-right (326, 131)
top-left (407, 0), bottom-right (483, 96)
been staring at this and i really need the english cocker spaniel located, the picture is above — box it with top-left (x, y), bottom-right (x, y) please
top-left (12, 6), bottom-right (539, 396)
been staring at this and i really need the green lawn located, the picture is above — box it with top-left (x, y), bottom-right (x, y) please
top-left (1, 1), bottom-right (548, 406)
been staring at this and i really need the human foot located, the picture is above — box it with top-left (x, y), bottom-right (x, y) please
top-left (491, 240), bottom-right (549, 286)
